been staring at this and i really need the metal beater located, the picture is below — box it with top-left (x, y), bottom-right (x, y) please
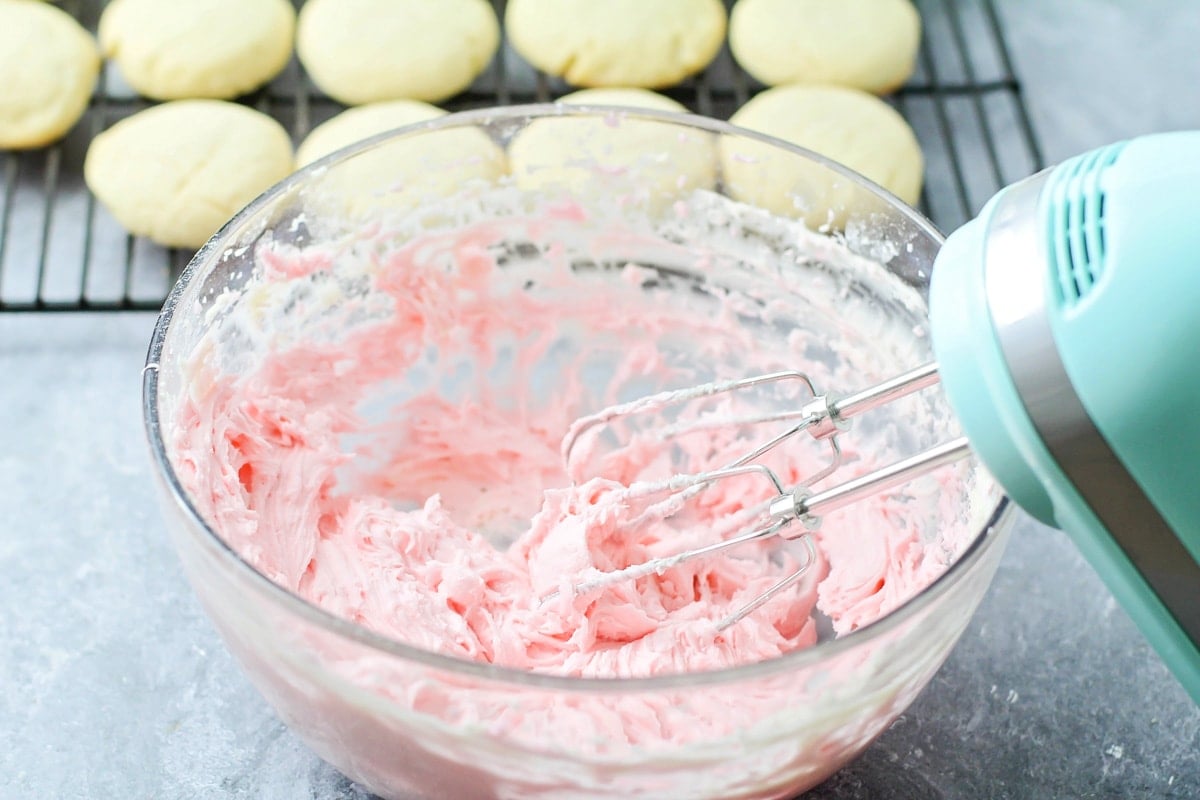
top-left (561, 132), bottom-right (1200, 704)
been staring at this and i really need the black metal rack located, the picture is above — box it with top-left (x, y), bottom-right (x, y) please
top-left (0, 0), bottom-right (1042, 313)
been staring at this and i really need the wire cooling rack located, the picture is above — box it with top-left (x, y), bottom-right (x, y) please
top-left (0, 0), bottom-right (1042, 313)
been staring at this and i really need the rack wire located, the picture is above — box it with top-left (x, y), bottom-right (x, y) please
top-left (0, 0), bottom-right (1042, 313)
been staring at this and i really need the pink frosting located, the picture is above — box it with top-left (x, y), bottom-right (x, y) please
top-left (171, 215), bottom-right (964, 682)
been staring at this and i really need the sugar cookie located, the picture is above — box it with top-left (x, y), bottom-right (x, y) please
top-left (98, 0), bottom-right (295, 101)
top-left (722, 85), bottom-right (924, 226)
top-left (554, 88), bottom-right (688, 113)
top-left (506, 0), bottom-right (726, 88)
top-left (508, 88), bottom-right (716, 207)
top-left (84, 101), bottom-right (293, 248)
top-left (297, 0), bottom-right (499, 105)
top-left (296, 100), bottom-right (445, 167)
top-left (299, 111), bottom-right (507, 224)
top-left (729, 0), bottom-right (921, 94)
top-left (0, 0), bottom-right (100, 149)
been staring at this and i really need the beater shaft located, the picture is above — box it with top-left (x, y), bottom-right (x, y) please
top-left (824, 362), bottom-right (940, 435)
top-left (768, 436), bottom-right (973, 528)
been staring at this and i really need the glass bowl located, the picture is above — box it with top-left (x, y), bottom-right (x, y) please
top-left (143, 106), bottom-right (1013, 800)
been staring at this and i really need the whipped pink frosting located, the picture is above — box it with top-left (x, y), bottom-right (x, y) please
top-left (171, 212), bottom-right (965, 682)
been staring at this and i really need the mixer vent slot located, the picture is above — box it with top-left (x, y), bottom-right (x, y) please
top-left (1047, 141), bottom-right (1126, 307)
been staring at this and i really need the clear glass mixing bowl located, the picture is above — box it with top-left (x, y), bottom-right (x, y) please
top-left (143, 106), bottom-right (1013, 800)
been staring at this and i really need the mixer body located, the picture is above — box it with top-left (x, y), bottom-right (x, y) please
top-left (930, 131), bottom-right (1200, 704)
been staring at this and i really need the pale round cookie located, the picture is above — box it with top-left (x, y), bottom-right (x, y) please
top-left (98, 0), bottom-right (295, 101)
top-left (297, 0), bottom-right (499, 105)
top-left (555, 88), bottom-right (687, 114)
top-left (508, 88), bottom-right (716, 208)
top-left (84, 101), bottom-right (294, 248)
top-left (296, 100), bottom-right (446, 167)
top-left (729, 0), bottom-right (921, 94)
top-left (506, 0), bottom-right (726, 88)
top-left (722, 85), bottom-right (924, 227)
top-left (0, 0), bottom-right (99, 149)
top-left (298, 109), bottom-right (507, 224)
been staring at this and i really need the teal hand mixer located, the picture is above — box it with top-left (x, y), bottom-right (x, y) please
top-left (562, 130), bottom-right (1200, 703)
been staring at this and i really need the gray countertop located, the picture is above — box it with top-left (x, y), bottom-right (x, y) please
top-left (3, 2), bottom-right (1200, 798)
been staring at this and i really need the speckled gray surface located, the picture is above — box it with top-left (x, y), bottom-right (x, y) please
top-left (3, 1), bottom-right (1200, 798)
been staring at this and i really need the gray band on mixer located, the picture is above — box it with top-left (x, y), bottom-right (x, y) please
top-left (984, 171), bottom-right (1200, 650)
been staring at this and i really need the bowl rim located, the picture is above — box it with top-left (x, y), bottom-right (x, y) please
top-left (142, 104), bottom-right (1012, 692)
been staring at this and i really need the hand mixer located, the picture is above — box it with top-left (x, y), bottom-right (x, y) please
top-left (562, 131), bottom-right (1200, 704)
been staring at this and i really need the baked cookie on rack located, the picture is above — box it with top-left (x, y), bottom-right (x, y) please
top-left (297, 0), bottom-right (500, 104)
top-left (0, 0), bottom-right (100, 149)
top-left (729, 0), bottom-right (921, 94)
top-left (84, 101), bottom-right (293, 248)
top-left (98, 0), bottom-right (295, 100)
top-left (295, 99), bottom-right (506, 224)
top-left (296, 100), bottom-right (445, 166)
top-left (721, 85), bottom-right (924, 227)
top-left (508, 87), bottom-right (716, 206)
top-left (506, 0), bottom-right (726, 89)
